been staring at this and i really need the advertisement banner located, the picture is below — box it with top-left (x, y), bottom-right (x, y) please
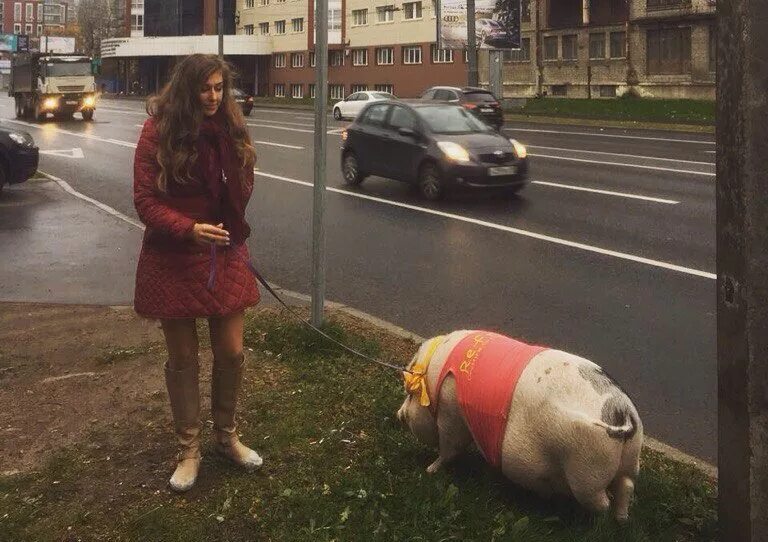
top-left (40, 36), bottom-right (76, 53)
top-left (0, 34), bottom-right (17, 53)
top-left (438, 0), bottom-right (521, 50)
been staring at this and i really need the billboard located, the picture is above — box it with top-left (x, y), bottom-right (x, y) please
top-left (40, 36), bottom-right (76, 53)
top-left (438, 0), bottom-right (521, 50)
top-left (0, 34), bottom-right (17, 53)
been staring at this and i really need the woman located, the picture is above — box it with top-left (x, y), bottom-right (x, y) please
top-left (133, 54), bottom-right (262, 492)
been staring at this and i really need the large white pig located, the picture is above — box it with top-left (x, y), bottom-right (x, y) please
top-left (397, 330), bottom-right (643, 522)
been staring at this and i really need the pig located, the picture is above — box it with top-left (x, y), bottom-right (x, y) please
top-left (397, 330), bottom-right (643, 522)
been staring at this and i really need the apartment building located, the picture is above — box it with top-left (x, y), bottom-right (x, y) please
top-left (238, 0), bottom-right (714, 99)
top-left (1, 0), bottom-right (70, 38)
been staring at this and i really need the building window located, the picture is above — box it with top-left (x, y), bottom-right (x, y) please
top-left (37, 3), bottom-right (42, 22)
top-left (646, 27), bottom-right (691, 74)
top-left (351, 84), bottom-right (368, 93)
top-left (431, 45), bottom-right (454, 63)
top-left (708, 24), bottom-right (716, 72)
top-left (274, 53), bottom-right (287, 68)
top-left (589, 32), bottom-right (606, 59)
top-left (14, 3), bottom-right (21, 22)
top-left (132, 0), bottom-right (144, 7)
top-left (376, 47), bottom-right (394, 65)
top-left (330, 8), bottom-right (342, 30)
top-left (599, 85), bottom-right (617, 97)
top-left (310, 51), bottom-right (316, 66)
top-left (521, 0), bottom-right (531, 22)
top-left (292, 84), bottom-right (303, 98)
top-left (329, 84), bottom-right (345, 100)
top-left (376, 5), bottom-right (394, 23)
top-left (309, 84), bottom-right (315, 98)
top-left (244, 24), bottom-right (254, 35)
top-left (374, 84), bottom-right (394, 94)
top-left (403, 1), bottom-right (423, 19)
top-left (543, 36), bottom-right (558, 60)
top-left (291, 52), bottom-right (304, 67)
top-left (562, 34), bottom-right (577, 60)
top-left (403, 45), bottom-right (422, 64)
top-left (609, 31), bottom-right (626, 58)
top-left (25, 23), bottom-right (32, 34)
top-left (259, 22), bottom-right (269, 34)
top-left (259, 0), bottom-right (269, 5)
top-left (25, 3), bottom-right (33, 21)
top-left (245, 0), bottom-right (254, 6)
top-left (352, 9), bottom-right (368, 26)
top-left (275, 20), bottom-right (286, 34)
top-left (14, 23), bottom-right (21, 34)
top-left (551, 84), bottom-right (567, 96)
top-left (330, 50), bottom-right (344, 66)
top-left (352, 49), bottom-right (368, 66)
top-left (131, 14), bottom-right (143, 31)
top-left (292, 18), bottom-right (304, 32)
top-left (274, 84), bottom-right (285, 97)
top-left (502, 37), bottom-right (530, 61)
top-left (646, 0), bottom-right (690, 10)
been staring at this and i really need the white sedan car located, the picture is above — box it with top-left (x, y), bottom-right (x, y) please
top-left (333, 91), bottom-right (396, 120)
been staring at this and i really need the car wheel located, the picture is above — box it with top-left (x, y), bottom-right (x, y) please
top-left (418, 162), bottom-right (445, 201)
top-left (342, 152), bottom-right (366, 186)
top-left (34, 101), bottom-right (45, 122)
top-left (333, 108), bottom-right (342, 120)
top-left (82, 109), bottom-right (94, 121)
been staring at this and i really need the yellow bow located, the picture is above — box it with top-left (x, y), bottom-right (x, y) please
top-left (403, 336), bottom-right (444, 407)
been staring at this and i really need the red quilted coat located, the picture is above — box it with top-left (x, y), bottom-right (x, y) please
top-left (133, 113), bottom-right (260, 319)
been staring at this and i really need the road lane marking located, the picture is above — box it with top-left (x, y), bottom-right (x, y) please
top-left (530, 153), bottom-right (716, 176)
top-left (248, 119), bottom-right (314, 128)
top-left (40, 147), bottom-right (84, 158)
top-left (6, 119), bottom-right (139, 148)
top-left (504, 127), bottom-right (715, 145)
top-left (528, 145), bottom-right (714, 166)
top-left (254, 140), bottom-right (304, 149)
top-left (253, 169), bottom-right (715, 280)
top-left (531, 180), bottom-right (679, 204)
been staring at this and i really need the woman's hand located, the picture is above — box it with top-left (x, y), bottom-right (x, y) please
top-left (191, 223), bottom-right (230, 246)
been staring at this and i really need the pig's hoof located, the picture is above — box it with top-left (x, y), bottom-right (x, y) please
top-left (426, 461), bottom-right (442, 474)
top-left (615, 513), bottom-right (629, 523)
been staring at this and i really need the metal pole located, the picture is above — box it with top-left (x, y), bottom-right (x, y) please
top-left (718, 0), bottom-right (768, 537)
top-left (466, 0), bottom-right (478, 86)
top-left (311, 0), bottom-right (329, 326)
top-left (218, 0), bottom-right (224, 58)
top-left (489, 49), bottom-right (502, 98)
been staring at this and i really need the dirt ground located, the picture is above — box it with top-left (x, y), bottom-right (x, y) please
top-left (0, 303), bottom-right (210, 476)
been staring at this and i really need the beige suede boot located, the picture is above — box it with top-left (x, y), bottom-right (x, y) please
top-left (211, 354), bottom-right (263, 470)
top-left (165, 361), bottom-right (202, 492)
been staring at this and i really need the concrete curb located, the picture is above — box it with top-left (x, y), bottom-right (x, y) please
top-left (39, 170), bottom-right (718, 481)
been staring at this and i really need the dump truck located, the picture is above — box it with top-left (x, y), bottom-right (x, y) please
top-left (9, 53), bottom-right (97, 121)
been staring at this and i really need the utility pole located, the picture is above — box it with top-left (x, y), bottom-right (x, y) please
top-left (466, 0), bottom-right (478, 86)
top-left (218, 0), bottom-right (224, 58)
top-left (311, 0), bottom-right (329, 326)
top-left (717, 0), bottom-right (768, 538)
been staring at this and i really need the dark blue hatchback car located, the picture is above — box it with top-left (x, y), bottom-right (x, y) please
top-left (341, 101), bottom-right (528, 200)
top-left (0, 125), bottom-right (38, 192)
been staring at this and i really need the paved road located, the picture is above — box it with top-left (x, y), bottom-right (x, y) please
top-left (0, 97), bottom-right (716, 463)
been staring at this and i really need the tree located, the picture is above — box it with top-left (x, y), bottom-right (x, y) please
top-left (77, 0), bottom-right (122, 57)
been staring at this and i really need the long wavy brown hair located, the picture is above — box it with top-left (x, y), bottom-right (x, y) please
top-left (147, 54), bottom-right (255, 192)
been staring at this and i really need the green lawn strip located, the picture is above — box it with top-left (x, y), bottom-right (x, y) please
top-left (0, 309), bottom-right (717, 542)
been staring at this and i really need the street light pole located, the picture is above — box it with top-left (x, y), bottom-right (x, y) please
top-left (311, 0), bottom-right (329, 327)
top-left (218, 0), bottom-right (224, 58)
top-left (466, 0), bottom-right (478, 86)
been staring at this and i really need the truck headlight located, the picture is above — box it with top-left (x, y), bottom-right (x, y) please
top-left (43, 97), bottom-right (59, 110)
top-left (437, 141), bottom-right (471, 163)
top-left (510, 139), bottom-right (527, 159)
top-left (8, 132), bottom-right (33, 147)
top-left (83, 95), bottom-right (96, 108)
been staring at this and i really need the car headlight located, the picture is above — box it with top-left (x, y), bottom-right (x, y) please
top-left (510, 139), bottom-right (527, 159)
top-left (437, 141), bottom-right (471, 163)
top-left (83, 95), bottom-right (96, 107)
top-left (8, 132), bottom-right (33, 147)
top-left (43, 97), bottom-right (59, 110)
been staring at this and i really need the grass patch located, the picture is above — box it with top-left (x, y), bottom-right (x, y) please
top-left (506, 97), bottom-right (715, 125)
top-left (0, 309), bottom-right (717, 541)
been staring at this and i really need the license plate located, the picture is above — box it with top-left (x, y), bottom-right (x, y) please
top-left (66, 101), bottom-right (78, 105)
top-left (480, 108), bottom-right (494, 113)
top-left (489, 166), bottom-right (517, 176)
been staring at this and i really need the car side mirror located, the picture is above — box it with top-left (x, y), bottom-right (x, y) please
top-left (398, 127), bottom-right (418, 138)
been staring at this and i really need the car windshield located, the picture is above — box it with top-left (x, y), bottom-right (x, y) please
top-left (44, 61), bottom-right (92, 77)
top-left (372, 92), bottom-right (395, 100)
top-left (418, 106), bottom-right (490, 134)
top-left (464, 92), bottom-right (497, 103)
